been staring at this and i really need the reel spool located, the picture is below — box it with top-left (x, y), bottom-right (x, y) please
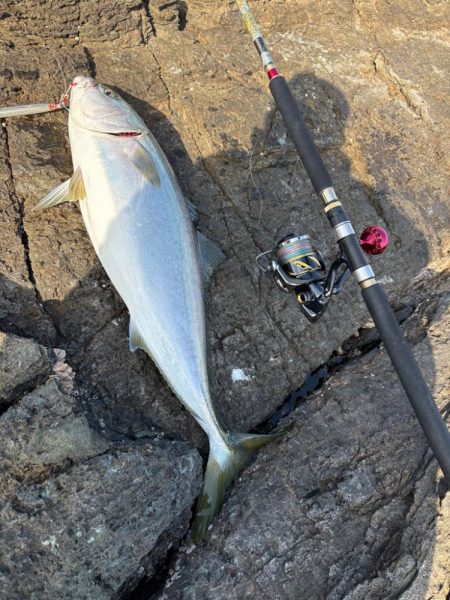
top-left (257, 233), bottom-right (351, 321)
top-left (256, 227), bottom-right (388, 321)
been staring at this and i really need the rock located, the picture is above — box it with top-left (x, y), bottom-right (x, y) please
top-left (1, 0), bottom-right (448, 444)
top-left (0, 378), bottom-right (203, 599)
top-left (0, 330), bottom-right (52, 410)
top-left (149, 0), bottom-right (187, 34)
top-left (0, 0), bottom-right (449, 596)
top-left (0, 126), bottom-right (56, 346)
top-left (161, 284), bottom-right (449, 599)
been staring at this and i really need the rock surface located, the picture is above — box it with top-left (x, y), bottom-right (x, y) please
top-left (161, 276), bottom-right (450, 600)
top-left (1, 0), bottom-right (449, 444)
top-left (0, 377), bottom-right (203, 599)
top-left (0, 0), bottom-right (449, 598)
top-left (0, 330), bottom-right (52, 410)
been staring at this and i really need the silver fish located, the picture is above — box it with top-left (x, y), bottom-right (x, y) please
top-left (33, 75), bottom-right (281, 541)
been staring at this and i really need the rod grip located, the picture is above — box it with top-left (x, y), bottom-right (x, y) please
top-left (362, 283), bottom-right (450, 479)
top-left (269, 75), bottom-right (333, 194)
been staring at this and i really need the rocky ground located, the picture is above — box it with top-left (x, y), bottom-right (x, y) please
top-left (0, 1), bottom-right (449, 598)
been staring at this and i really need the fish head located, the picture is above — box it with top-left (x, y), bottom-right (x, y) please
top-left (69, 75), bottom-right (143, 136)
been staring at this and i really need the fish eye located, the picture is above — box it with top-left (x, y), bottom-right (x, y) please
top-left (104, 89), bottom-right (114, 97)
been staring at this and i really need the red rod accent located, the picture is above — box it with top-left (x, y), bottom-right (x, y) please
top-left (267, 68), bottom-right (279, 80)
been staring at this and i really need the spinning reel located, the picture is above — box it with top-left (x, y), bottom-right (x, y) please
top-left (256, 226), bottom-right (388, 322)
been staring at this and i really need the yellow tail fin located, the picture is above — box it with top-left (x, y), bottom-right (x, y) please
top-left (192, 430), bottom-right (285, 543)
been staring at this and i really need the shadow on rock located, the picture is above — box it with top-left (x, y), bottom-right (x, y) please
top-left (1, 72), bottom-right (446, 599)
top-left (3, 69), bottom-right (438, 462)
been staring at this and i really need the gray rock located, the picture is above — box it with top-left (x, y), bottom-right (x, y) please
top-left (161, 285), bottom-right (450, 599)
top-left (1, 0), bottom-right (448, 446)
top-left (0, 330), bottom-right (52, 409)
top-left (0, 379), bottom-right (203, 599)
top-left (0, 0), bottom-right (449, 597)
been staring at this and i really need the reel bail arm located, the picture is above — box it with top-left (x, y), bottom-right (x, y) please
top-left (236, 0), bottom-right (450, 479)
top-left (257, 234), bottom-right (351, 322)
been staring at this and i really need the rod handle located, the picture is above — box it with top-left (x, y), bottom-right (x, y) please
top-left (269, 75), bottom-right (333, 194)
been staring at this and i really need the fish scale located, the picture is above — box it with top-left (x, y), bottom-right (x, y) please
top-left (4, 75), bottom-right (284, 542)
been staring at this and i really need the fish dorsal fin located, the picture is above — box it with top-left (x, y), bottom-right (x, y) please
top-left (125, 143), bottom-right (161, 187)
top-left (129, 318), bottom-right (150, 354)
top-left (35, 179), bottom-right (71, 210)
top-left (68, 167), bottom-right (86, 201)
top-left (197, 231), bottom-right (225, 285)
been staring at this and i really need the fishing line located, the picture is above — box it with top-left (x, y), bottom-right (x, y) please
top-left (248, 137), bottom-right (264, 231)
top-left (235, 0), bottom-right (450, 479)
top-left (54, 55), bottom-right (71, 112)
top-left (54, 55), bottom-right (68, 92)
top-left (0, 56), bottom-right (71, 119)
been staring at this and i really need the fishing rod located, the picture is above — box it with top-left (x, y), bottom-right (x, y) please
top-left (235, 0), bottom-right (450, 479)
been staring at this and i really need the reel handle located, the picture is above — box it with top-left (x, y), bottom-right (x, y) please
top-left (360, 226), bottom-right (389, 255)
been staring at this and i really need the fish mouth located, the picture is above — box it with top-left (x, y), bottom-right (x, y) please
top-left (71, 118), bottom-right (143, 138)
top-left (69, 107), bottom-right (143, 137)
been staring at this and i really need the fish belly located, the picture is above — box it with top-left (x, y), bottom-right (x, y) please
top-left (71, 130), bottom-right (221, 437)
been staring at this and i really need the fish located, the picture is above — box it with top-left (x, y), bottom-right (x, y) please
top-left (31, 75), bottom-right (282, 542)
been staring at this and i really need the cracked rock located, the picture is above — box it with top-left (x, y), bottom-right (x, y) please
top-left (1, 0), bottom-right (448, 446)
top-left (161, 282), bottom-right (450, 600)
top-left (0, 378), bottom-right (203, 599)
top-left (0, 0), bottom-right (449, 597)
top-left (0, 330), bottom-right (52, 410)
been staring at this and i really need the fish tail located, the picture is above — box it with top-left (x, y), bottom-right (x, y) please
top-left (192, 429), bottom-right (286, 543)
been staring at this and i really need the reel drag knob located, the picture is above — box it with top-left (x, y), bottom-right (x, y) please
top-left (359, 225), bottom-right (389, 255)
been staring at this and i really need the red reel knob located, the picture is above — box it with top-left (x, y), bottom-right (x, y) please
top-left (359, 226), bottom-right (389, 255)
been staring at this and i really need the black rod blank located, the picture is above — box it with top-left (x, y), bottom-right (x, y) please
top-left (269, 76), bottom-right (332, 194)
top-left (235, 0), bottom-right (450, 479)
top-left (362, 284), bottom-right (450, 477)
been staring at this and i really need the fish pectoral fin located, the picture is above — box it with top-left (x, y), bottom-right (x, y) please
top-left (35, 168), bottom-right (86, 210)
top-left (129, 319), bottom-right (150, 354)
top-left (68, 167), bottom-right (87, 201)
top-left (126, 143), bottom-right (161, 187)
top-left (34, 179), bottom-right (72, 210)
top-left (197, 231), bottom-right (225, 285)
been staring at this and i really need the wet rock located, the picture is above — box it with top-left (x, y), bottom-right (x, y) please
top-left (0, 378), bottom-right (203, 599)
top-left (161, 284), bottom-right (450, 599)
top-left (0, 330), bottom-right (52, 410)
